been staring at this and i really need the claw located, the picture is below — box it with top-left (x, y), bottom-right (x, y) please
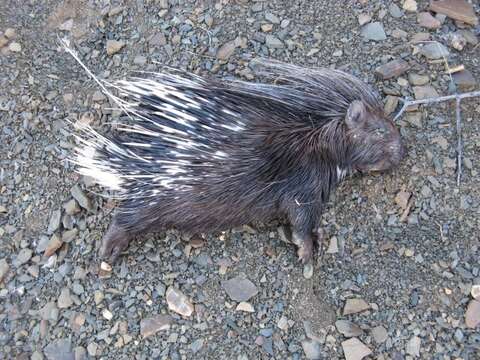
top-left (297, 238), bottom-right (313, 264)
top-left (100, 224), bottom-right (131, 262)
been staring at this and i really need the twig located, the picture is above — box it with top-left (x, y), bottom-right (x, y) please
top-left (456, 96), bottom-right (462, 186)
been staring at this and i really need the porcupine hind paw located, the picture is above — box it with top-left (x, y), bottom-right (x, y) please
top-left (292, 232), bottom-right (313, 264)
top-left (100, 223), bottom-right (131, 262)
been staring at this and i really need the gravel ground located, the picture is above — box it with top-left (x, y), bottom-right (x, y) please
top-left (1, 0), bottom-right (480, 359)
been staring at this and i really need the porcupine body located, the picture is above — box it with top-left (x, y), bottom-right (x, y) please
top-left (73, 60), bottom-right (406, 263)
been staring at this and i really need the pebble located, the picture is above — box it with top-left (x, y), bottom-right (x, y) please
top-left (47, 210), bottom-right (62, 234)
top-left (166, 287), bottom-right (194, 317)
top-left (102, 309), bottom-right (113, 320)
top-left (236, 301), bottom-right (255, 312)
top-left (217, 40), bottom-right (236, 60)
top-left (408, 73), bottom-right (429, 86)
top-left (13, 248), bottom-right (32, 267)
top-left (261, 24), bottom-right (273, 32)
top-left (43, 339), bottom-right (74, 360)
top-left (465, 300), bottom-right (480, 328)
top-left (265, 12), bottom-right (280, 24)
top-left (375, 59), bottom-right (410, 80)
top-left (190, 338), bottom-right (204, 354)
top-left (301, 339), bottom-right (322, 360)
top-left (149, 32), bottom-right (167, 46)
top-left (44, 234), bottom-right (63, 257)
top-left (392, 29), bottom-right (408, 39)
top-left (457, 30), bottom-right (478, 45)
top-left (417, 12), bottom-right (441, 29)
top-left (0, 258), bottom-right (9, 282)
top-left (406, 112), bottom-right (423, 128)
top-left (4, 28), bottom-right (15, 38)
top-left (419, 42), bottom-right (449, 59)
top-left (452, 70), bottom-right (477, 91)
top-left (40, 302), bottom-right (59, 322)
top-left (87, 343), bottom-right (98, 357)
top-left (0, 36), bottom-right (7, 48)
top-left (140, 314), bottom-right (172, 338)
top-left (389, 3), bottom-right (403, 18)
top-left (343, 298), bottom-right (370, 315)
top-left (403, 0), bottom-right (418, 12)
top-left (357, 14), bottom-right (371, 26)
top-left (335, 320), bottom-right (363, 337)
top-left (277, 316), bottom-right (289, 331)
top-left (57, 288), bottom-right (73, 309)
top-left (265, 35), bottom-right (284, 49)
top-left (222, 276), bottom-right (258, 302)
top-left (303, 262), bottom-right (313, 279)
top-left (70, 185), bottom-right (92, 211)
top-left (384, 96), bottom-right (399, 115)
top-left (449, 32), bottom-right (467, 51)
top-left (326, 237), bottom-right (338, 254)
top-left (406, 336), bottom-right (421, 357)
top-left (429, 0), bottom-right (479, 26)
top-left (341, 338), bottom-right (372, 360)
top-left (413, 85), bottom-right (439, 100)
top-left (63, 199), bottom-right (80, 215)
top-left (471, 285), bottom-right (480, 300)
top-left (361, 22), bottom-right (387, 41)
top-left (106, 40), bottom-right (125, 55)
top-left (371, 325), bottom-right (388, 343)
top-left (8, 42), bottom-right (21, 52)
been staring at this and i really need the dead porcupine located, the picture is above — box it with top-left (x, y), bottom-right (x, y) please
top-left (71, 59), bottom-right (406, 264)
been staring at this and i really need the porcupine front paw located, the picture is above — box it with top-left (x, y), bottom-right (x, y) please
top-left (292, 232), bottom-right (313, 264)
top-left (100, 224), bottom-right (131, 262)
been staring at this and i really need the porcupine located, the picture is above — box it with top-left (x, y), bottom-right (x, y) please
top-left (71, 57), bottom-right (406, 264)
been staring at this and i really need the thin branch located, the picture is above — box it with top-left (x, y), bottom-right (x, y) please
top-left (456, 96), bottom-right (462, 186)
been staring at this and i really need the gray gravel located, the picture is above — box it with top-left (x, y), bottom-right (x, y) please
top-left (0, 0), bottom-right (479, 359)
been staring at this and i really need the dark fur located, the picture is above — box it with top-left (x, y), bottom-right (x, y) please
top-left (72, 60), bottom-right (406, 262)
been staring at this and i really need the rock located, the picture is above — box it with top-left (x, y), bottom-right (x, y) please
top-left (471, 285), bottom-right (480, 300)
top-left (417, 12), bottom-right (441, 28)
top-left (406, 336), bottom-right (421, 357)
top-left (343, 298), bottom-right (370, 315)
top-left (457, 30), bottom-right (478, 45)
top-left (403, 0), bottom-right (418, 12)
top-left (236, 302), bottom-right (255, 312)
top-left (303, 262), bottom-right (313, 279)
top-left (465, 300), bottom-right (480, 328)
top-left (190, 338), bottom-right (204, 354)
top-left (106, 40), bottom-right (125, 55)
top-left (413, 85), bottom-right (439, 100)
top-left (419, 42), bottom-right (449, 59)
top-left (408, 73), bottom-right (429, 86)
top-left (384, 96), bottom-right (399, 115)
top-left (222, 276), bottom-right (258, 302)
top-left (44, 339), bottom-right (74, 360)
top-left (44, 234), bottom-right (63, 257)
top-left (395, 191), bottom-right (412, 209)
top-left (4, 28), bottom-right (16, 38)
top-left (375, 59), bottom-right (410, 80)
top-left (411, 32), bottom-right (430, 43)
top-left (166, 287), bottom-right (194, 317)
top-left (63, 199), bottom-right (80, 215)
top-left (450, 32), bottom-right (467, 51)
top-left (301, 339), bottom-right (322, 360)
top-left (8, 42), bottom-right (21, 52)
top-left (216, 40), bottom-right (236, 60)
top-left (389, 3), bottom-right (403, 18)
top-left (265, 12), bottom-right (280, 24)
top-left (335, 320), bottom-right (363, 337)
top-left (140, 314), bottom-right (172, 338)
top-left (74, 347), bottom-right (87, 360)
top-left (58, 19), bottom-right (74, 31)
top-left (358, 14), bottom-right (371, 26)
top-left (261, 24), bottom-right (273, 32)
top-left (86, 343), bottom-right (97, 357)
top-left (40, 302), bottom-right (59, 322)
top-left (0, 36), bottom-right (8, 48)
top-left (0, 258), bottom-right (9, 282)
top-left (371, 325), bottom-right (388, 343)
top-left (47, 210), bottom-right (62, 234)
top-left (265, 35), bottom-right (284, 49)
top-left (392, 29), bottom-right (408, 39)
top-left (102, 309), bottom-right (113, 320)
top-left (341, 338), bottom-right (372, 360)
top-left (277, 316), bottom-right (289, 331)
top-left (62, 228), bottom-right (78, 243)
top-left (70, 185), bottom-right (92, 211)
top-left (406, 113), bottom-right (423, 128)
top-left (453, 70), bottom-right (477, 91)
top-left (58, 288), bottom-right (73, 309)
top-left (430, 0), bottom-right (478, 26)
top-left (149, 32), bottom-right (167, 46)
top-left (13, 248), bottom-right (32, 267)
top-left (326, 237), bottom-right (338, 254)
top-left (361, 22), bottom-right (386, 41)
top-left (31, 351), bottom-right (44, 360)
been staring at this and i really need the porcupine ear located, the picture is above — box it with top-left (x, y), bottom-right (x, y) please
top-left (345, 100), bottom-right (367, 128)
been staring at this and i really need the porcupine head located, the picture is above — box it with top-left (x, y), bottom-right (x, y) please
top-left (68, 53), bottom-right (406, 265)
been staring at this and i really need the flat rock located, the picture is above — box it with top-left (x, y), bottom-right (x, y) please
top-left (430, 0), bottom-right (478, 26)
top-left (58, 288), bottom-right (73, 309)
top-left (222, 276), bottom-right (258, 302)
top-left (418, 12), bottom-right (441, 28)
top-left (471, 285), bottom-right (480, 300)
top-left (375, 59), bottom-right (410, 80)
top-left (149, 32), bottom-right (167, 46)
top-left (166, 287), bottom-right (194, 317)
top-left (395, 191), bottom-right (412, 209)
top-left (47, 209), bottom-right (62, 234)
top-left (140, 314), bottom-right (172, 338)
top-left (408, 73), bottom-right (429, 86)
top-left (106, 40), bottom-right (125, 55)
top-left (341, 338), bottom-right (372, 360)
top-left (343, 298), bottom-right (370, 315)
top-left (301, 339), bottom-right (322, 360)
top-left (419, 42), bottom-right (449, 59)
top-left (217, 40), bottom-right (236, 60)
top-left (44, 339), bottom-right (74, 360)
top-left (8, 42), bottom-right (21, 52)
top-left (406, 336), bottom-right (421, 357)
top-left (389, 3), bottom-right (403, 18)
top-left (40, 302), bottom-right (59, 322)
top-left (371, 325), bottom-right (388, 343)
top-left (265, 35), bottom-right (284, 49)
top-left (453, 70), bottom-right (477, 91)
top-left (413, 85), bottom-right (439, 100)
top-left (44, 234), bottom-right (63, 257)
top-left (335, 320), bottom-right (363, 337)
top-left (465, 300), bottom-right (480, 328)
top-left (13, 248), bottom-right (32, 267)
top-left (403, 0), bottom-right (418, 12)
top-left (70, 185), bottom-right (92, 211)
top-left (0, 258), bottom-right (9, 282)
top-left (236, 301), bottom-right (255, 312)
top-left (358, 13), bottom-right (371, 26)
top-left (384, 95), bottom-right (399, 115)
top-left (361, 22), bottom-right (386, 41)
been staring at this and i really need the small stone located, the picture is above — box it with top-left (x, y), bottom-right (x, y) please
top-left (453, 70), bottom-right (477, 91)
top-left (102, 309), bottom-right (113, 321)
top-left (236, 302), bottom-right (255, 312)
top-left (149, 32), bottom-right (167, 46)
top-left (419, 42), bottom-right (449, 60)
top-left (40, 302), bottom-right (59, 322)
top-left (389, 3), bottom-right (403, 18)
top-left (406, 112), bottom-right (423, 128)
top-left (343, 298), bottom-right (370, 315)
top-left (277, 316), bottom-right (289, 331)
top-left (280, 19), bottom-right (290, 28)
top-left (371, 325), bottom-right (388, 343)
top-left (361, 22), bottom-right (387, 41)
top-left (450, 32), bottom-right (467, 51)
top-left (59, 19), bottom-right (74, 31)
top-left (403, 0), bottom-right (418, 12)
top-left (408, 73), bottom-right (429, 86)
top-left (261, 23), bottom-right (273, 32)
top-left (70, 185), bottom-right (92, 211)
top-left (326, 237), bottom-right (339, 254)
top-left (358, 13), bottom-right (371, 26)
top-left (189, 235), bottom-right (205, 248)
top-left (91, 90), bottom-right (106, 102)
top-left (375, 59), bottom-right (410, 80)
top-left (335, 320), bottom-right (363, 337)
top-left (100, 261), bottom-right (112, 272)
top-left (217, 40), bottom-right (236, 60)
top-left (106, 40), bottom-right (125, 55)
top-left (94, 290), bottom-right (104, 305)
top-left (411, 32), bottom-right (430, 43)
top-left (406, 336), bottom-right (421, 357)
top-left (341, 338), bottom-right (372, 360)
top-left (166, 287), bottom-right (194, 317)
top-left (265, 12), bottom-right (280, 24)
top-left (222, 276), bottom-right (258, 302)
top-left (392, 29), bottom-right (408, 39)
top-left (47, 210), bottom-right (62, 234)
top-left (74, 347), bottom-right (87, 360)
top-left (140, 314), bottom-right (172, 338)
top-left (0, 36), bottom-right (7, 48)
top-left (303, 263), bottom-right (313, 279)
top-left (471, 285), bottom-right (480, 300)
top-left (190, 338), bottom-right (204, 354)
top-left (4, 28), bottom-right (16, 38)
top-left (44, 339), bottom-right (74, 360)
top-left (301, 340), bottom-right (322, 360)
top-left (454, 329), bottom-right (464, 342)
top-left (87, 343), bottom-right (97, 357)
top-left (58, 288), bottom-right (73, 309)
top-left (62, 228), bottom-right (78, 243)
top-left (14, 248), bottom-right (32, 267)
top-left (265, 35), bottom-right (284, 49)
top-left (432, 136), bottom-right (448, 150)
top-left (63, 199), bottom-right (80, 215)
top-left (457, 30), bottom-right (478, 45)
top-left (430, 0), bottom-right (479, 26)
top-left (384, 96), bottom-right (399, 115)
top-left (465, 300), bottom-right (480, 328)
top-left (405, 248), bottom-right (415, 257)
top-left (8, 42), bottom-right (21, 52)
top-left (0, 258), bottom-right (9, 282)
top-left (417, 12), bottom-right (441, 29)
top-left (31, 351), bottom-right (44, 360)
top-left (413, 85), bottom-right (439, 100)
top-left (44, 234), bottom-right (63, 257)
top-left (133, 55), bottom-right (147, 65)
